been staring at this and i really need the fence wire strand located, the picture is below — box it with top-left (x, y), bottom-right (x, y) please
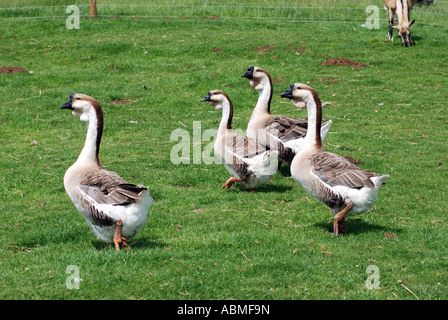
top-left (0, 2), bottom-right (446, 27)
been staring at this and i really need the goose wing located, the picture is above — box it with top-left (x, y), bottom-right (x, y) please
top-left (79, 169), bottom-right (147, 206)
top-left (224, 135), bottom-right (268, 178)
top-left (265, 115), bottom-right (308, 142)
top-left (225, 135), bottom-right (267, 159)
top-left (311, 152), bottom-right (377, 189)
top-left (262, 115), bottom-right (308, 164)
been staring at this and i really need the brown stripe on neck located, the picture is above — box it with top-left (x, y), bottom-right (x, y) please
top-left (90, 99), bottom-right (103, 166)
top-left (215, 90), bottom-right (233, 129)
top-left (225, 94), bottom-right (233, 130)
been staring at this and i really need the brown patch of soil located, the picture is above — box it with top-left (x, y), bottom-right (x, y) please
top-left (309, 77), bottom-right (342, 84)
top-left (254, 45), bottom-right (275, 52)
top-left (0, 66), bottom-right (26, 74)
top-left (272, 76), bottom-right (285, 84)
top-left (385, 233), bottom-right (397, 239)
top-left (321, 77), bottom-right (341, 84)
top-left (296, 46), bottom-right (306, 54)
top-left (211, 48), bottom-right (223, 52)
top-left (110, 99), bottom-right (134, 105)
top-left (322, 58), bottom-right (366, 69)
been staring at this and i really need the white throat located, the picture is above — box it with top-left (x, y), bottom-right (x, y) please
top-left (218, 99), bottom-right (232, 134)
top-left (253, 76), bottom-right (272, 116)
top-left (303, 95), bottom-right (319, 144)
top-left (75, 111), bottom-right (100, 166)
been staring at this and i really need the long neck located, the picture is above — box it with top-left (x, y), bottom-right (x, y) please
top-left (218, 97), bottom-right (233, 134)
top-left (76, 109), bottom-right (103, 166)
top-left (254, 75), bottom-right (273, 115)
top-left (304, 92), bottom-right (323, 148)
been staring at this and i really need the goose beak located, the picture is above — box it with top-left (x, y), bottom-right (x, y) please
top-left (61, 99), bottom-right (73, 110)
top-left (61, 93), bottom-right (76, 110)
top-left (280, 87), bottom-right (293, 99)
top-left (241, 67), bottom-right (254, 80)
top-left (201, 92), bottom-right (211, 102)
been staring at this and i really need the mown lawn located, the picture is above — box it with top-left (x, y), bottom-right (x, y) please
top-left (0, 10), bottom-right (447, 300)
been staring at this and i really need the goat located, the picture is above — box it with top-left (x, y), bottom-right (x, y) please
top-left (383, 0), bottom-right (417, 46)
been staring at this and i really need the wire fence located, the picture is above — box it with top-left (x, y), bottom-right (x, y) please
top-left (0, 1), bottom-right (447, 27)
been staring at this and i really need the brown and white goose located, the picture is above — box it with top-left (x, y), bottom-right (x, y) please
top-left (241, 66), bottom-right (333, 166)
top-left (61, 93), bottom-right (152, 250)
top-left (201, 90), bottom-right (279, 190)
top-left (280, 84), bottom-right (389, 236)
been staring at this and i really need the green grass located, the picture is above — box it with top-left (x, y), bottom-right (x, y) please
top-left (0, 9), bottom-right (448, 300)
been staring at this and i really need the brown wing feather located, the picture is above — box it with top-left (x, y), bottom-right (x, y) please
top-left (225, 135), bottom-right (266, 159)
top-left (79, 170), bottom-right (147, 206)
top-left (263, 115), bottom-right (309, 165)
top-left (265, 115), bottom-right (308, 142)
top-left (311, 152), bottom-right (377, 189)
top-left (231, 157), bottom-right (250, 178)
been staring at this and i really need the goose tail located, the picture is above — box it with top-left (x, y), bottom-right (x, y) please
top-left (320, 119), bottom-right (333, 141)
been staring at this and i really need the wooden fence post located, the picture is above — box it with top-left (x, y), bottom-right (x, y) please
top-left (90, 0), bottom-right (97, 17)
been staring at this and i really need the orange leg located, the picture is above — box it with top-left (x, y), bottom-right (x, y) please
top-left (222, 177), bottom-right (243, 189)
top-left (113, 220), bottom-right (129, 251)
top-left (333, 201), bottom-right (353, 237)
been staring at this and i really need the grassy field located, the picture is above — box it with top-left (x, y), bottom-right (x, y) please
top-left (0, 3), bottom-right (447, 301)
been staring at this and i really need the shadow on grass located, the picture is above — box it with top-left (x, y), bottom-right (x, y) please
top-left (232, 184), bottom-right (293, 193)
top-left (278, 164), bottom-right (292, 177)
top-left (314, 218), bottom-right (402, 236)
top-left (92, 237), bottom-right (166, 251)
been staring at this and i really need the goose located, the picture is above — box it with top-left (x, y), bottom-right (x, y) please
top-left (280, 84), bottom-right (389, 236)
top-left (61, 93), bottom-right (152, 250)
top-left (201, 90), bottom-right (279, 190)
top-left (241, 66), bottom-right (333, 166)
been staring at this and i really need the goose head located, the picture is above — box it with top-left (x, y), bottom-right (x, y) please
top-left (241, 66), bottom-right (270, 91)
top-left (61, 93), bottom-right (101, 122)
top-left (201, 90), bottom-right (229, 110)
top-left (280, 83), bottom-right (315, 109)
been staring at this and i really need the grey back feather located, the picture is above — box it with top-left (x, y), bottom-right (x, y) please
top-left (311, 152), bottom-right (377, 189)
top-left (225, 135), bottom-right (266, 159)
top-left (79, 169), bottom-right (147, 206)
